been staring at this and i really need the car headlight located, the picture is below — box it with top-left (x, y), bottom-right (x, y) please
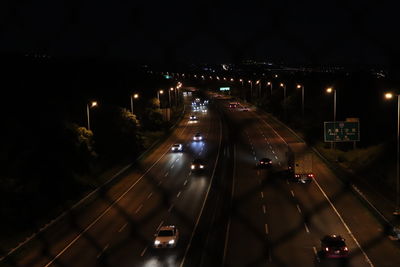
top-left (168, 240), bottom-right (175, 244)
top-left (191, 165), bottom-right (195, 169)
top-left (154, 240), bottom-right (160, 245)
top-left (199, 137), bottom-right (202, 140)
top-left (200, 165), bottom-right (204, 168)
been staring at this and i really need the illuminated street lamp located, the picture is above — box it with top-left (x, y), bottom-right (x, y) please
top-left (256, 80), bottom-right (261, 97)
top-left (86, 101), bottom-right (98, 132)
top-left (230, 78), bottom-right (234, 82)
top-left (267, 81), bottom-right (273, 95)
top-left (239, 79), bottom-right (244, 86)
top-left (248, 80), bottom-right (253, 99)
top-left (280, 83), bottom-right (287, 119)
top-left (326, 87), bottom-right (337, 151)
top-left (130, 93), bottom-right (139, 114)
top-left (297, 84), bottom-right (305, 117)
top-left (385, 92), bottom-right (400, 215)
top-left (157, 90), bottom-right (164, 108)
top-left (169, 87), bottom-right (174, 107)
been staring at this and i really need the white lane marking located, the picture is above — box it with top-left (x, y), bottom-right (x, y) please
top-left (274, 156), bottom-right (278, 159)
top-left (278, 162), bottom-right (282, 166)
top-left (262, 205), bottom-right (267, 214)
top-left (181, 115), bottom-right (223, 267)
top-left (265, 224), bottom-right (269, 234)
top-left (272, 150), bottom-right (275, 154)
top-left (290, 190), bottom-right (295, 197)
top-left (184, 179), bottom-right (188, 186)
top-left (118, 223), bottom-right (127, 233)
top-left (254, 157), bottom-right (257, 161)
top-left (158, 180), bottom-right (162, 186)
top-left (176, 158), bottom-right (180, 162)
top-left (135, 204), bottom-right (143, 214)
top-left (97, 244), bottom-right (109, 259)
top-left (140, 246), bottom-right (148, 257)
top-left (165, 172), bottom-right (169, 177)
top-left (198, 152), bottom-right (202, 156)
top-left (269, 145), bottom-right (273, 149)
top-left (313, 246), bottom-right (320, 262)
top-left (304, 223), bottom-right (310, 233)
top-left (147, 192), bottom-right (153, 200)
top-left (177, 191), bottom-right (181, 198)
top-left (296, 204), bottom-right (302, 214)
top-left (254, 112), bottom-right (373, 265)
top-left (313, 178), bottom-right (374, 266)
top-left (261, 192), bottom-right (264, 198)
top-left (168, 204), bottom-right (174, 212)
top-left (43, 135), bottom-right (180, 267)
top-left (157, 220), bottom-right (164, 230)
top-left (171, 164), bottom-right (175, 169)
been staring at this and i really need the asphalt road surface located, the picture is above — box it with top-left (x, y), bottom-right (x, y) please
top-left (4, 90), bottom-right (400, 267)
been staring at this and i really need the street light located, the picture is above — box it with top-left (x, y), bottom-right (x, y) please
top-left (130, 93), bottom-right (139, 114)
top-left (326, 87), bottom-right (337, 150)
top-left (256, 80), bottom-right (261, 97)
top-left (157, 90), bottom-right (164, 108)
top-left (280, 83), bottom-right (287, 119)
top-left (297, 84), bottom-right (305, 118)
top-left (385, 92), bottom-right (400, 215)
top-left (169, 87), bottom-right (174, 107)
top-left (86, 101), bottom-right (98, 132)
top-left (239, 79), bottom-right (243, 86)
top-left (267, 81), bottom-right (273, 95)
top-left (248, 80), bottom-right (253, 99)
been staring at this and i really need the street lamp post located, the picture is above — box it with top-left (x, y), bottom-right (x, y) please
top-left (157, 90), bottom-right (164, 108)
top-left (326, 87), bottom-right (337, 150)
top-left (280, 83), bottom-right (287, 120)
top-left (385, 92), bottom-right (400, 215)
top-left (239, 79), bottom-right (244, 86)
top-left (297, 84), bottom-right (305, 118)
top-left (248, 80), bottom-right (253, 100)
top-left (169, 87), bottom-right (173, 108)
top-left (86, 101), bottom-right (98, 131)
top-left (130, 93), bottom-right (139, 114)
top-left (256, 80), bottom-right (261, 98)
top-left (267, 81), bottom-right (273, 95)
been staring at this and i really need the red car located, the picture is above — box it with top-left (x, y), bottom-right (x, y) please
top-left (321, 235), bottom-right (349, 258)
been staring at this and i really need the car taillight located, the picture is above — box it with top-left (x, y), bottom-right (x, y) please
top-left (325, 247), bottom-right (329, 252)
top-left (344, 247), bottom-right (348, 251)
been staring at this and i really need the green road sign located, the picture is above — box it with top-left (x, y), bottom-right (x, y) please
top-left (324, 121), bottom-right (360, 142)
top-left (220, 87), bottom-right (230, 91)
top-left (164, 75), bottom-right (172, 79)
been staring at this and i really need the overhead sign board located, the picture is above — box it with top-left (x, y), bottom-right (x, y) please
top-left (220, 87), bottom-right (230, 91)
top-left (324, 121), bottom-right (360, 142)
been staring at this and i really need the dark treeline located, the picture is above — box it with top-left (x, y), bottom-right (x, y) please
top-left (0, 55), bottom-right (179, 249)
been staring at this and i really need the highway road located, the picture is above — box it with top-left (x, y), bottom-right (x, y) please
top-left (4, 89), bottom-right (400, 267)
top-left (217, 96), bottom-right (400, 267)
top-left (5, 92), bottom-right (224, 267)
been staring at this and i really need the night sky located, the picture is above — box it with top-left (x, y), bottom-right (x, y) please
top-left (1, 0), bottom-right (399, 65)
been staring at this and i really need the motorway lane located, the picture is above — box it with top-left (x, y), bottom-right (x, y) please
top-left (52, 102), bottom-right (220, 267)
top-left (254, 108), bottom-right (400, 267)
top-left (219, 99), bottom-right (383, 267)
top-left (8, 95), bottom-right (221, 267)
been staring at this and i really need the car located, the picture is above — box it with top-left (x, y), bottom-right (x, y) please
top-left (229, 103), bottom-right (238, 108)
top-left (193, 132), bottom-right (203, 141)
top-left (189, 115), bottom-right (198, 123)
top-left (153, 225), bottom-right (179, 248)
top-left (320, 235), bottom-right (349, 258)
top-left (241, 107), bottom-right (249, 111)
top-left (257, 158), bottom-right (272, 168)
top-left (171, 143), bottom-right (183, 152)
top-left (191, 158), bottom-right (205, 172)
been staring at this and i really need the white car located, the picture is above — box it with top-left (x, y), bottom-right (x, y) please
top-left (193, 133), bottom-right (203, 141)
top-left (154, 225), bottom-right (179, 248)
top-left (189, 115), bottom-right (198, 123)
top-left (171, 143), bottom-right (183, 152)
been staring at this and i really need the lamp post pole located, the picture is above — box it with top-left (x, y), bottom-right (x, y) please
top-left (385, 92), bottom-right (400, 215)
